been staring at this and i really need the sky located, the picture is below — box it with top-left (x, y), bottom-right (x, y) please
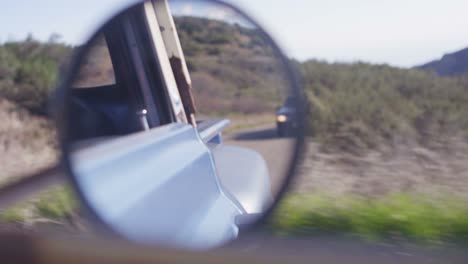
top-left (1, 0), bottom-right (468, 68)
top-left (171, 0), bottom-right (254, 27)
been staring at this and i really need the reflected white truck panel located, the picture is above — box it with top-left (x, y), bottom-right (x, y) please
top-left (71, 121), bottom-right (271, 249)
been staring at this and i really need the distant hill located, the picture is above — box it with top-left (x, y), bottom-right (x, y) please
top-left (174, 16), bottom-right (289, 114)
top-left (417, 47), bottom-right (468, 76)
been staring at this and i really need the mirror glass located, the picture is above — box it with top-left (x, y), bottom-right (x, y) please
top-left (63, 0), bottom-right (300, 249)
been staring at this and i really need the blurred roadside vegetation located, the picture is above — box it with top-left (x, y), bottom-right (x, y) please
top-left (1, 16), bottom-right (468, 243)
top-left (301, 61), bottom-right (468, 153)
top-left (0, 186), bottom-right (76, 223)
top-left (0, 34), bottom-right (72, 115)
top-left (0, 35), bottom-right (71, 181)
top-left (270, 193), bottom-right (468, 243)
top-left (4, 20), bottom-right (468, 155)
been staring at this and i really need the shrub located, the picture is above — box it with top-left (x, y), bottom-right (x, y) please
top-left (0, 37), bottom-right (72, 114)
top-left (302, 61), bottom-right (468, 152)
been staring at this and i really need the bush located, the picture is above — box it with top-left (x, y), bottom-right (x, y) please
top-left (302, 61), bottom-right (468, 152)
top-left (0, 36), bottom-right (72, 114)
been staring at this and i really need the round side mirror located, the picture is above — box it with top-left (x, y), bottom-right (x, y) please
top-left (55, 0), bottom-right (305, 250)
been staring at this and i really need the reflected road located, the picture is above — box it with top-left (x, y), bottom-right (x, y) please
top-left (225, 125), bottom-right (295, 196)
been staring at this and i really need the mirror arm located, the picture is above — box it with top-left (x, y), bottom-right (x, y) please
top-left (0, 165), bottom-right (65, 209)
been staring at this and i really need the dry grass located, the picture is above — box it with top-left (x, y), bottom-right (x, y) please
top-left (0, 98), bottom-right (58, 184)
top-left (294, 139), bottom-right (468, 199)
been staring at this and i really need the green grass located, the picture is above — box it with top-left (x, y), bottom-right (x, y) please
top-left (0, 186), bottom-right (77, 223)
top-left (269, 193), bottom-right (468, 243)
top-left (3, 185), bottom-right (468, 245)
top-left (34, 186), bottom-right (77, 219)
top-left (1, 207), bottom-right (27, 223)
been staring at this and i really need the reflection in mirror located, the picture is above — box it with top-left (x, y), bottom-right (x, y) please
top-left (171, 0), bottom-right (296, 198)
top-left (65, 0), bottom-right (298, 250)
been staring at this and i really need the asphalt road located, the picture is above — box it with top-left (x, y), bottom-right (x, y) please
top-left (225, 125), bottom-right (295, 197)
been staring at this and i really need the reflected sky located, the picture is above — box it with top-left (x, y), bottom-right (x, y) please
top-left (170, 0), bottom-right (254, 28)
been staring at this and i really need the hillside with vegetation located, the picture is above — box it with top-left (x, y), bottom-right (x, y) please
top-left (175, 16), bottom-right (288, 115)
top-left (176, 16), bottom-right (468, 154)
top-left (3, 19), bottom-right (468, 158)
top-left (302, 60), bottom-right (468, 153)
top-left (0, 36), bottom-right (72, 115)
top-left (0, 37), bottom-right (71, 181)
top-left (1, 17), bottom-right (468, 243)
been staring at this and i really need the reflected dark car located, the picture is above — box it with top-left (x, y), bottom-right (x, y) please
top-left (276, 96), bottom-right (298, 137)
